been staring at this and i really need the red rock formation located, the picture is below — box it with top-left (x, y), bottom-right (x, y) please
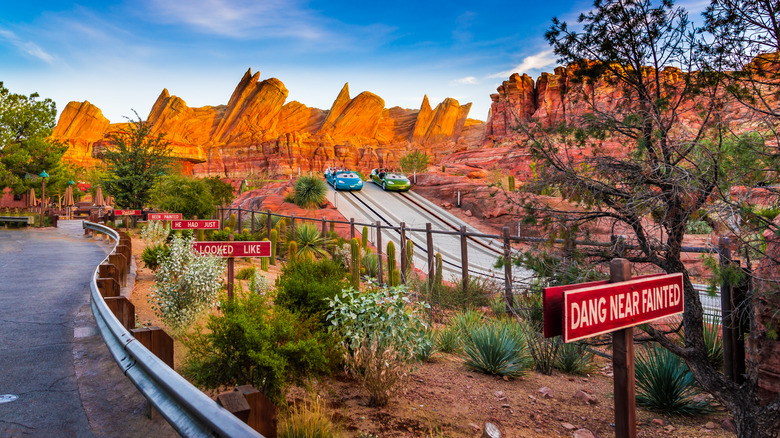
top-left (55, 68), bottom-right (482, 177)
top-left (53, 101), bottom-right (111, 168)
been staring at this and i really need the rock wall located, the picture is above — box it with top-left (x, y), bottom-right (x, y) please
top-left (55, 68), bottom-right (482, 177)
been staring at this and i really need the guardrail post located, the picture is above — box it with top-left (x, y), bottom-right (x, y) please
top-left (426, 223), bottom-right (434, 289)
top-left (503, 227), bottom-right (513, 311)
top-left (400, 222), bottom-right (407, 284)
top-left (97, 277), bottom-right (121, 298)
top-left (104, 296), bottom-right (135, 331)
top-left (377, 220), bottom-right (384, 285)
top-left (460, 225), bottom-right (469, 294)
top-left (130, 326), bottom-right (174, 369)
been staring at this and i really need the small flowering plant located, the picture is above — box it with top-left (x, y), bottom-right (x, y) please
top-left (140, 220), bottom-right (170, 247)
top-left (149, 234), bottom-right (225, 336)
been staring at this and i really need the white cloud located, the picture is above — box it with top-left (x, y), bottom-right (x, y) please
top-left (450, 76), bottom-right (478, 85)
top-left (0, 29), bottom-right (55, 64)
top-left (489, 49), bottom-right (557, 78)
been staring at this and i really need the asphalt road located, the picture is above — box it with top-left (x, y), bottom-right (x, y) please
top-left (0, 221), bottom-right (175, 437)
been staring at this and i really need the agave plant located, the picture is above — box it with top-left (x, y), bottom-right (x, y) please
top-left (293, 175), bottom-right (327, 209)
top-left (294, 223), bottom-right (331, 260)
top-left (462, 320), bottom-right (532, 377)
top-left (436, 326), bottom-right (462, 353)
top-left (449, 309), bottom-right (484, 342)
top-left (635, 343), bottom-right (713, 415)
top-left (702, 312), bottom-right (724, 369)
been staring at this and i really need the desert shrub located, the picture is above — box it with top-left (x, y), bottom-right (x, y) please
top-left (140, 220), bottom-right (170, 246)
top-left (181, 292), bottom-right (334, 404)
top-left (516, 289), bottom-right (561, 375)
top-left (703, 313), bottom-right (724, 369)
top-left (362, 251), bottom-right (379, 278)
top-left (275, 258), bottom-right (349, 323)
top-left (149, 235), bottom-right (225, 335)
top-left (462, 319), bottom-right (532, 377)
top-left (327, 286), bottom-right (429, 406)
top-left (293, 175), bottom-right (327, 209)
top-left (436, 326), bottom-right (462, 353)
top-left (449, 309), bottom-right (484, 341)
top-left (141, 243), bottom-right (170, 271)
top-left (295, 223), bottom-right (330, 260)
top-left (331, 243), bottom-right (352, 270)
top-left (555, 342), bottom-right (596, 375)
top-left (279, 398), bottom-right (343, 438)
top-left (635, 343), bottom-right (713, 415)
top-left (490, 295), bottom-right (507, 318)
top-left (235, 266), bottom-right (256, 281)
top-left (248, 271), bottom-right (272, 296)
top-left (415, 328), bottom-right (437, 362)
top-left (420, 276), bottom-right (497, 310)
top-left (686, 219), bottom-right (713, 235)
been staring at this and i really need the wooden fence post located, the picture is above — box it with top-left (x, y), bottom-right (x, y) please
top-left (350, 218), bottom-right (355, 241)
top-left (251, 210), bottom-right (255, 234)
top-left (426, 223), bottom-right (434, 288)
top-left (503, 227), bottom-right (513, 311)
top-left (266, 210), bottom-right (272, 235)
top-left (400, 222), bottom-right (407, 284)
top-left (610, 258), bottom-right (636, 438)
top-left (461, 225), bottom-right (469, 295)
top-left (321, 216), bottom-right (327, 238)
top-left (377, 220), bottom-right (384, 285)
top-left (237, 208), bottom-right (242, 232)
top-left (290, 213), bottom-right (296, 240)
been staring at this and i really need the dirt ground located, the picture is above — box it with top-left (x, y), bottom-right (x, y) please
top-left (126, 232), bottom-right (736, 438)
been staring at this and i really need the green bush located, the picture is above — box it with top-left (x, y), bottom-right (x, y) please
top-left (235, 266), bottom-right (256, 281)
top-left (327, 286), bottom-right (429, 406)
top-left (703, 313), bottom-right (723, 369)
top-left (141, 243), bottom-right (170, 271)
top-left (686, 219), bottom-right (713, 235)
top-left (293, 175), bottom-right (327, 209)
top-left (274, 258), bottom-right (349, 323)
top-left (415, 328), bottom-right (437, 362)
top-left (554, 342), bottom-right (596, 375)
top-left (420, 276), bottom-right (497, 310)
top-left (436, 326), bottom-right (462, 353)
top-left (181, 292), bottom-right (334, 404)
top-left (362, 251), bottom-right (379, 278)
top-left (461, 320), bottom-right (532, 377)
top-left (450, 309), bottom-right (484, 341)
top-left (490, 295), bottom-right (507, 318)
top-left (635, 343), bottom-right (713, 415)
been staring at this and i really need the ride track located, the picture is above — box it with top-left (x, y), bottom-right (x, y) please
top-left (327, 182), bottom-right (534, 286)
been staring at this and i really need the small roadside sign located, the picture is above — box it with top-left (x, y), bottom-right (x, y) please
top-left (114, 209), bottom-right (142, 216)
top-left (148, 213), bottom-right (182, 221)
top-left (192, 241), bottom-right (271, 258)
top-left (171, 219), bottom-right (220, 230)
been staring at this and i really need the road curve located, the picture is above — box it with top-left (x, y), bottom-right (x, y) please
top-left (0, 221), bottom-right (175, 437)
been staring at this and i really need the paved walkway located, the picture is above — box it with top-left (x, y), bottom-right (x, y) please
top-left (0, 221), bottom-right (176, 437)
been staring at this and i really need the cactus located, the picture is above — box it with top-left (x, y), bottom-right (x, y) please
top-left (361, 226), bottom-right (368, 250)
top-left (288, 241), bottom-right (298, 264)
top-left (223, 226), bottom-right (232, 234)
top-left (228, 213), bottom-right (237, 230)
top-left (435, 252), bottom-right (443, 286)
top-left (391, 269), bottom-right (401, 288)
top-left (269, 229), bottom-right (278, 265)
top-left (405, 239), bottom-right (414, 270)
top-left (441, 164), bottom-right (446, 172)
top-left (387, 241), bottom-right (397, 285)
top-left (260, 256), bottom-right (269, 271)
top-left (508, 174), bottom-right (515, 192)
top-left (350, 238), bottom-right (361, 289)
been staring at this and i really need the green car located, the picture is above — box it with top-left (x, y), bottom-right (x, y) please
top-left (369, 168), bottom-right (411, 192)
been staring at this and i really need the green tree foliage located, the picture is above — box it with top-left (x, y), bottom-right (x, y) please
top-left (202, 176), bottom-right (235, 207)
top-left (102, 116), bottom-right (173, 208)
top-left (151, 175), bottom-right (215, 219)
top-left (182, 292), bottom-right (333, 404)
top-left (399, 150), bottom-right (430, 174)
top-left (0, 82), bottom-right (68, 193)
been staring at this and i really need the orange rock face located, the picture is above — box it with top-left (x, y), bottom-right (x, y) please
top-left (55, 68), bottom-right (483, 177)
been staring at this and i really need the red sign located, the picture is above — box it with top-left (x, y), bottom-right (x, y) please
top-left (114, 209), bottom-right (142, 216)
top-left (561, 273), bottom-right (684, 342)
top-left (171, 219), bottom-right (220, 230)
top-left (148, 213), bottom-right (182, 221)
top-left (192, 241), bottom-right (271, 258)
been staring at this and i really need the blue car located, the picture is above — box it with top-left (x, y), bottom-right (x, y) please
top-left (324, 168), bottom-right (363, 191)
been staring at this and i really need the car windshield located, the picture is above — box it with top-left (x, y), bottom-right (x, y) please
top-left (387, 173), bottom-right (405, 179)
top-left (338, 172), bottom-right (358, 178)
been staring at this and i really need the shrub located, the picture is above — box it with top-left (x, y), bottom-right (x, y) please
top-left (703, 313), bottom-right (723, 369)
top-left (248, 272), bottom-right (272, 296)
top-left (275, 258), bottom-right (349, 323)
top-left (555, 342), bottom-right (596, 375)
top-left (141, 243), bottom-right (170, 271)
top-left (149, 235), bottom-right (225, 335)
top-left (293, 175), bottom-right (327, 209)
top-left (235, 266), bottom-right (256, 281)
top-left (181, 292), bottom-right (334, 404)
top-left (634, 343), bottom-right (713, 415)
top-left (327, 286), bottom-right (429, 406)
top-left (362, 251), bottom-right (379, 278)
top-left (295, 223), bottom-right (330, 260)
top-left (516, 290), bottom-right (561, 375)
top-left (399, 150), bottom-right (429, 175)
top-left (449, 309), bottom-right (484, 341)
top-left (140, 220), bottom-right (170, 246)
top-left (415, 328), bottom-right (437, 362)
top-left (686, 219), bottom-right (713, 235)
top-left (279, 398), bottom-right (343, 438)
top-left (490, 295), bottom-right (507, 318)
top-left (436, 326), bottom-right (462, 353)
top-left (462, 319), bottom-right (532, 377)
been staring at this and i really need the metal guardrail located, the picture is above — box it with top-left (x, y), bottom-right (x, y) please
top-left (0, 215), bottom-right (35, 224)
top-left (84, 221), bottom-right (263, 438)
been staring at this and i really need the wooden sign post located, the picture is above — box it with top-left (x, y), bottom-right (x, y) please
top-left (543, 259), bottom-right (684, 438)
top-left (192, 241), bottom-right (272, 299)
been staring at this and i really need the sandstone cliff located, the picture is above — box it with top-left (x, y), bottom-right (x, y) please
top-left (55, 68), bottom-right (483, 177)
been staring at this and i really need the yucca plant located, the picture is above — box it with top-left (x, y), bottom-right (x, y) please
top-left (449, 309), bottom-right (484, 342)
top-left (555, 342), bottom-right (596, 375)
top-left (462, 320), bottom-right (532, 377)
top-left (293, 175), bottom-right (327, 209)
top-left (703, 313), bottom-right (724, 369)
top-left (490, 296), bottom-right (506, 318)
top-left (415, 328), bottom-right (437, 362)
top-left (635, 343), bottom-right (713, 415)
top-left (436, 326), bottom-right (462, 353)
top-left (294, 223), bottom-right (330, 260)
top-left (278, 398), bottom-right (342, 438)
top-left (362, 251), bottom-right (379, 278)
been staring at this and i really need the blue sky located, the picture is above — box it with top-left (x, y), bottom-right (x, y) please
top-left (0, 0), bottom-right (708, 124)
